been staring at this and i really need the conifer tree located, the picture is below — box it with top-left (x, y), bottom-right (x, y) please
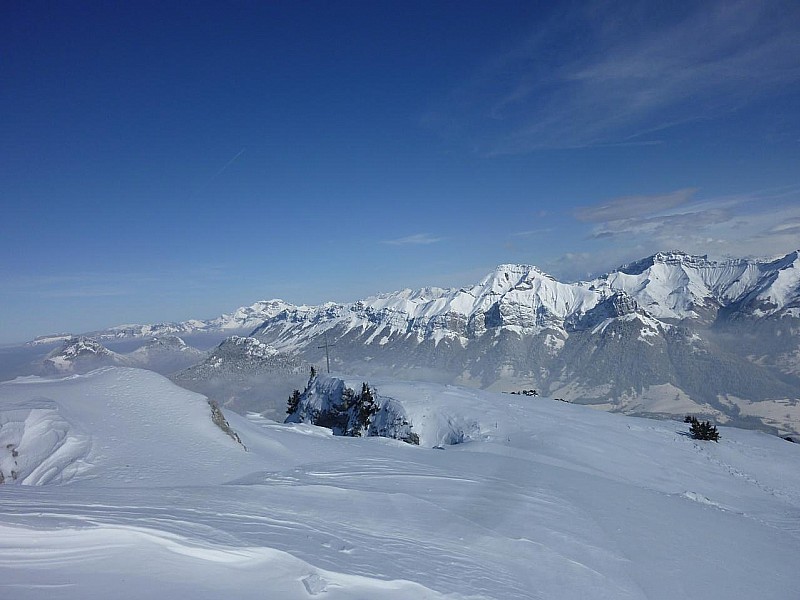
top-left (286, 389), bottom-right (301, 414)
top-left (357, 382), bottom-right (379, 432)
top-left (688, 416), bottom-right (719, 441)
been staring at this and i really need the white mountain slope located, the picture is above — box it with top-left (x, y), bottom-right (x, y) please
top-left (249, 251), bottom-right (800, 353)
top-left (593, 250), bottom-right (800, 322)
top-left (1, 367), bottom-right (799, 599)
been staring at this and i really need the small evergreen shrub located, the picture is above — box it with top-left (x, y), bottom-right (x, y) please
top-left (685, 416), bottom-right (720, 441)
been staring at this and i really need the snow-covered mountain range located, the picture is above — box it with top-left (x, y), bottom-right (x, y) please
top-left (39, 335), bottom-right (206, 376)
top-left (24, 250), bottom-right (800, 435)
top-left (29, 300), bottom-right (295, 345)
top-left (244, 250), bottom-right (800, 435)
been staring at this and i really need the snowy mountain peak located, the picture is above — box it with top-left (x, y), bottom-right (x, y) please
top-left (141, 335), bottom-right (188, 350)
top-left (617, 250), bottom-right (712, 276)
top-left (50, 336), bottom-right (115, 359)
top-left (218, 336), bottom-right (279, 359)
top-left (480, 263), bottom-right (558, 289)
top-left (42, 337), bottom-right (125, 374)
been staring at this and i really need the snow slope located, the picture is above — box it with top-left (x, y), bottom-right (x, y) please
top-left (1, 367), bottom-right (799, 599)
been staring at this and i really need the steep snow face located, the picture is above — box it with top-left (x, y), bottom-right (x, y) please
top-left (727, 251), bottom-right (800, 318)
top-left (0, 398), bottom-right (92, 485)
top-left (593, 251), bottom-right (765, 322)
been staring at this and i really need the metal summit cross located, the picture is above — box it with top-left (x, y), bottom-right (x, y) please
top-left (317, 333), bottom-right (336, 374)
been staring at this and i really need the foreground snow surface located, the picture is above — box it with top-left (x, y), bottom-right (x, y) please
top-left (1, 368), bottom-right (799, 599)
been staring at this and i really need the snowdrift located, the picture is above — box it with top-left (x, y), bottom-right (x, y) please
top-left (0, 367), bottom-right (263, 486)
top-left (1, 367), bottom-right (799, 599)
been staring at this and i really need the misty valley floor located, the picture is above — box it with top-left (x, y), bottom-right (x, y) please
top-left (1, 368), bottom-right (799, 599)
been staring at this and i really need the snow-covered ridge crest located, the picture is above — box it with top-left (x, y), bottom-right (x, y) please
top-left (250, 250), bottom-right (800, 353)
top-left (29, 299), bottom-right (297, 346)
top-left (27, 251), bottom-right (800, 347)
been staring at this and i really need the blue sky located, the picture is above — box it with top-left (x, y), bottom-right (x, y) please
top-left (2, 0), bottom-right (799, 343)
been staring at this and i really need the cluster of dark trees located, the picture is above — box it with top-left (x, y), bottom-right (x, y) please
top-left (286, 369), bottom-right (380, 438)
top-left (339, 382), bottom-right (380, 436)
top-left (684, 415), bottom-right (720, 441)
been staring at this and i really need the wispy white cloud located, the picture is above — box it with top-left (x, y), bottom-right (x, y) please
top-left (570, 185), bottom-right (800, 268)
top-left (512, 227), bottom-right (554, 238)
top-left (575, 188), bottom-right (697, 222)
top-left (383, 233), bottom-right (444, 246)
top-left (428, 0), bottom-right (800, 153)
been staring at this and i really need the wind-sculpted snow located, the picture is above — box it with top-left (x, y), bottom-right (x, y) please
top-left (0, 368), bottom-right (263, 486)
top-left (1, 368), bottom-right (800, 598)
top-left (0, 398), bottom-right (91, 485)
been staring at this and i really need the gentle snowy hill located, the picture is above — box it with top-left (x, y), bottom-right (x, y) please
top-left (1, 367), bottom-right (799, 598)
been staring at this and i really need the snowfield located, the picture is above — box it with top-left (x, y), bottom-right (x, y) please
top-left (1, 367), bottom-right (799, 599)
